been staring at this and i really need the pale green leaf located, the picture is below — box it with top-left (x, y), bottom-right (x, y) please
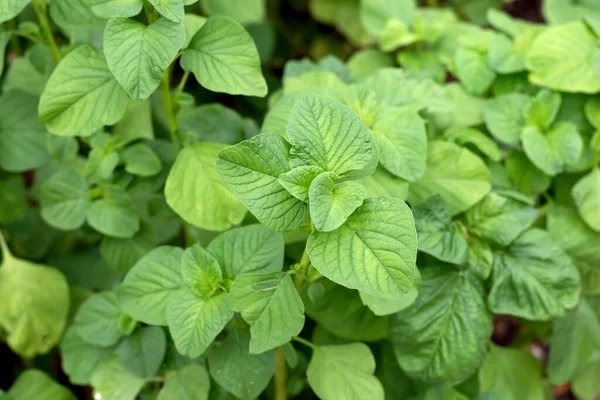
top-left (525, 89), bottom-right (561, 130)
top-left (90, 357), bottom-right (146, 400)
top-left (454, 47), bottom-right (496, 95)
top-left (8, 370), bottom-right (75, 400)
top-left (572, 167), bottom-right (600, 231)
top-left (113, 99), bottom-right (154, 143)
top-left (100, 223), bottom-right (156, 274)
top-left (278, 165), bottom-right (324, 202)
top-left (483, 93), bottom-right (530, 145)
top-left (443, 127), bottom-right (501, 162)
top-left (39, 46), bottom-right (129, 137)
top-left (177, 104), bottom-right (245, 145)
top-left (119, 246), bottom-right (185, 325)
top-left (230, 272), bottom-right (304, 354)
top-left (308, 197), bottom-right (417, 299)
top-left (408, 141), bottom-right (492, 216)
top-left (216, 133), bottom-right (308, 232)
top-left (207, 224), bottom-right (284, 280)
top-left (183, 14), bottom-right (207, 48)
top-left (91, 0), bottom-right (143, 18)
top-left (149, 0), bottom-right (183, 22)
top-left (359, 267), bottom-right (421, 316)
top-left (390, 267), bottom-right (493, 385)
top-left (104, 17), bottom-right (184, 99)
top-left (166, 288), bottom-right (233, 357)
top-left (181, 16), bottom-right (267, 96)
top-left (548, 205), bottom-right (600, 267)
top-left (207, 326), bottom-right (276, 400)
top-left (86, 186), bottom-right (140, 238)
top-left (158, 364), bottom-right (210, 400)
top-left (358, 167), bottom-right (409, 201)
top-left (60, 328), bottom-right (113, 385)
top-left (180, 244), bottom-right (222, 299)
top-left (114, 326), bottom-right (167, 377)
top-left (0, 90), bottom-right (49, 172)
top-left (360, 0), bottom-right (416, 37)
top-left (488, 229), bottom-right (580, 320)
top-left (0, 0), bottom-right (29, 23)
top-left (39, 170), bottom-right (88, 231)
top-left (121, 143), bottom-right (162, 176)
top-left (307, 343), bottom-right (384, 400)
top-left (200, 0), bottom-right (264, 25)
top-left (0, 176), bottom-right (28, 224)
top-left (309, 172), bottom-right (365, 232)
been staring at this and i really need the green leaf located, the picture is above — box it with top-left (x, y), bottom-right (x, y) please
top-left (180, 244), bottom-right (222, 299)
top-left (454, 47), bottom-right (496, 95)
top-left (526, 21), bottom-right (600, 93)
top-left (104, 17), bottom-right (184, 99)
top-left (505, 151), bottom-right (551, 196)
top-left (0, 0), bottom-right (29, 23)
top-left (308, 197), bottom-right (417, 298)
top-left (488, 228), bottom-right (580, 320)
top-left (303, 279), bottom-right (389, 341)
top-left (408, 141), bottom-right (492, 216)
top-left (479, 345), bottom-right (545, 400)
top-left (309, 172), bottom-right (365, 232)
top-left (412, 195), bottom-right (469, 264)
top-left (7, 370), bottom-right (75, 400)
top-left (166, 288), bottom-right (233, 357)
top-left (522, 123), bottom-right (583, 176)
top-left (119, 246), bottom-right (185, 325)
top-left (359, 267), bottom-right (421, 316)
top-left (90, 356), bottom-right (146, 400)
top-left (183, 14), bottom-right (207, 48)
top-left (207, 224), bottom-right (284, 280)
top-left (100, 223), bottom-right (156, 274)
top-left (287, 95), bottom-right (376, 177)
top-left (0, 237), bottom-right (70, 358)
top-left (200, 0), bottom-right (264, 25)
top-left (177, 104), bottom-right (245, 145)
top-left (390, 266), bottom-right (492, 385)
top-left (465, 192), bottom-right (538, 247)
top-left (181, 16), bottom-right (267, 96)
top-left (483, 93), bottom-right (530, 145)
top-left (360, 0), bottom-right (416, 37)
top-left (572, 167), bottom-right (600, 231)
top-left (371, 106), bottom-right (427, 181)
top-left (217, 133), bottom-right (308, 232)
top-left (113, 99), bottom-right (154, 143)
top-left (148, 0), bottom-right (183, 22)
top-left (73, 291), bottom-right (135, 347)
top-left (49, 0), bottom-right (106, 46)
top-left (0, 90), bottom-right (49, 172)
top-left (121, 143), bottom-right (162, 176)
top-left (0, 176), bottom-right (28, 224)
top-left (86, 186), bottom-right (140, 238)
top-left (547, 299), bottom-right (600, 385)
top-left (158, 364), bottom-right (211, 400)
top-left (525, 90), bottom-right (561, 130)
top-left (443, 127), bottom-right (501, 162)
top-left (230, 272), bottom-right (304, 354)
top-left (91, 0), bottom-right (143, 18)
top-left (358, 167), bottom-right (409, 200)
top-left (207, 326), bottom-right (276, 400)
top-left (114, 326), bottom-right (167, 377)
top-left (278, 165), bottom-right (324, 203)
top-left (165, 143), bottom-right (246, 231)
top-left (39, 46), bottom-right (129, 137)
top-left (60, 328), bottom-right (113, 385)
top-left (548, 205), bottom-right (600, 267)
top-left (39, 170), bottom-right (88, 231)
top-left (307, 343), bottom-right (384, 400)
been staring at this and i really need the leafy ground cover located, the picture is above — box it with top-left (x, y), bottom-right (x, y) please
top-left (1, 0), bottom-right (599, 399)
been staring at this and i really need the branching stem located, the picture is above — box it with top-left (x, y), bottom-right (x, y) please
top-left (32, 0), bottom-right (61, 64)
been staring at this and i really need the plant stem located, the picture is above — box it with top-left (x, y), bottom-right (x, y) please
top-left (161, 66), bottom-right (179, 146)
top-left (274, 347), bottom-right (288, 400)
top-left (32, 0), bottom-right (61, 64)
top-left (176, 71), bottom-right (190, 93)
top-left (9, 19), bottom-right (22, 56)
top-left (292, 336), bottom-right (316, 350)
top-left (293, 247), bottom-right (310, 289)
top-left (0, 230), bottom-right (13, 260)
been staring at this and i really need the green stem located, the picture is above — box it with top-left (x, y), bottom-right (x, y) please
top-left (9, 19), bottom-right (22, 56)
top-left (0, 230), bottom-right (13, 261)
top-left (176, 71), bottom-right (190, 93)
top-left (161, 66), bottom-right (179, 146)
top-left (292, 336), bottom-right (316, 350)
top-left (32, 0), bottom-right (61, 64)
top-left (293, 247), bottom-right (310, 289)
top-left (274, 347), bottom-right (288, 400)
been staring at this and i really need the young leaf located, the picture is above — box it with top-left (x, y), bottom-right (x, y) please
top-left (148, 0), bottom-right (184, 22)
top-left (230, 272), bottom-right (305, 354)
top-left (119, 246), bottom-right (185, 325)
top-left (278, 165), bottom-right (324, 203)
top-left (217, 133), bottom-right (308, 232)
top-left (371, 106), bottom-right (427, 181)
top-left (483, 93), bottom-right (530, 145)
top-left (121, 143), bottom-right (162, 176)
top-left (91, 0), bottom-right (143, 19)
top-left (90, 357), bottom-right (146, 400)
top-left (180, 16), bottom-right (267, 96)
top-left (0, 90), bottom-right (49, 172)
top-left (443, 127), bottom-right (501, 162)
top-left (390, 267), bottom-right (493, 385)
top-left (114, 326), bottom-right (167, 377)
top-left (39, 46), bottom-right (129, 137)
top-left (309, 172), bottom-right (365, 232)
top-left (180, 244), bottom-right (222, 299)
top-left (479, 345), bottom-right (546, 400)
top-left (454, 47), bottom-right (496, 95)
top-left (308, 197), bottom-right (417, 299)
top-left (72, 291), bottom-right (135, 347)
top-left (307, 343), bottom-right (384, 400)
top-left (158, 364), bottom-right (211, 400)
top-left (7, 370), bottom-right (76, 400)
top-left (524, 90), bottom-right (561, 130)
top-left (408, 141), bottom-right (492, 216)
top-left (207, 326), bottom-right (276, 400)
top-left (488, 229), bottom-right (580, 320)
top-left (165, 143), bottom-right (247, 231)
top-left (86, 186), bottom-right (140, 238)
top-left (0, 236), bottom-right (70, 358)
top-left (207, 224), bottom-right (284, 280)
top-left (60, 328), bottom-right (113, 385)
top-left (572, 167), bottom-right (600, 231)
top-left (166, 288), bottom-right (233, 358)
top-left (412, 195), bottom-right (469, 264)
top-left (39, 170), bottom-right (88, 231)
top-left (287, 95), bottom-right (376, 177)
top-left (104, 17), bottom-right (184, 99)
